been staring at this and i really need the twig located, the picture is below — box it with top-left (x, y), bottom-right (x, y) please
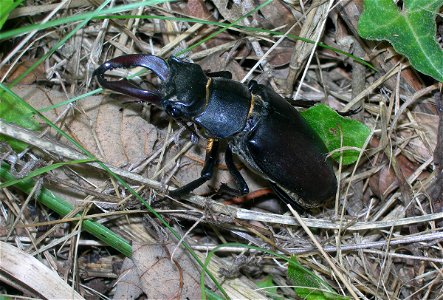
top-left (191, 231), bottom-right (443, 261)
top-left (430, 92), bottom-right (443, 228)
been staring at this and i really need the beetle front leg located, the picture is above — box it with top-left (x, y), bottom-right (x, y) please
top-left (225, 146), bottom-right (249, 195)
top-left (169, 139), bottom-right (220, 196)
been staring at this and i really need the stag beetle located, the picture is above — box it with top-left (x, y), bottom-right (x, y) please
top-left (93, 54), bottom-right (337, 209)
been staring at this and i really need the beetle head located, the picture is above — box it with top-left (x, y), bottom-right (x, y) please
top-left (94, 55), bottom-right (208, 120)
top-left (160, 57), bottom-right (208, 119)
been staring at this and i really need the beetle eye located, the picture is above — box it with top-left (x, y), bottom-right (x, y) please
top-left (171, 108), bottom-right (181, 117)
top-left (163, 101), bottom-right (183, 118)
top-left (166, 105), bottom-right (182, 118)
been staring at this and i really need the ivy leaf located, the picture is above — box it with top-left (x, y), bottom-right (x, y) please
top-left (301, 104), bottom-right (370, 165)
top-left (358, 0), bottom-right (443, 82)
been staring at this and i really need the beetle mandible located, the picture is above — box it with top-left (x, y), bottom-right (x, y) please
top-left (93, 54), bottom-right (337, 210)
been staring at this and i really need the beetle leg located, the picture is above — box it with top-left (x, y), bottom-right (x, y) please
top-left (247, 80), bottom-right (260, 93)
top-left (248, 83), bottom-right (363, 117)
top-left (93, 54), bottom-right (169, 105)
top-left (170, 139), bottom-right (220, 196)
top-left (225, 146), bottom-right (249, 195)
top-left (337, 106), bottom-right (362, 116)
top-left (291, 99), bottom-right (362, 116)
top-left (206, 70), bottom-right (233, 79)
top-left (269, 183), bottom-right (306, 214)
top-left (290, 99), bottom-right (319, 108)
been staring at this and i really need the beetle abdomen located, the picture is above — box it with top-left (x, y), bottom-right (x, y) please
top-left (241, 83), bottom-right (337, 207)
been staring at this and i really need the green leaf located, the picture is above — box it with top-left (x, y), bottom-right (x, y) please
top-left (301, 104), bottom-right (370, 165)
top-left (288, 257), bottom-right (348, 300)
top-left (0, 89), bottom-right (40, 150)
top-left (358, 0), bottom-right (443, 81)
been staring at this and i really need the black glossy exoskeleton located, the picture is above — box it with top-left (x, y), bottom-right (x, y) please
top-left (93, 54), bottom-right (337, 209)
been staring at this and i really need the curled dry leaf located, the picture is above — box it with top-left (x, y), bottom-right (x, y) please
top-left (404, 112), bottom-right (438, 162)
top-left (131, 241), bottom-right (201, 300)
top-left (368, 153), bottom-right (428, 199)
top-left (368, 109), bottom-right (437, 199)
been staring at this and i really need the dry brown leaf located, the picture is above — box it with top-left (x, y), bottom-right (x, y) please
top-left (256, 0), bottom-right (296, 29)
top-left (406, 112), bottom-right (438, 162)
top-left (131, 241), bottom-right (201, 300)
top-left (12, 85), bottom-right (160, 208)
top-left (0, 60), bottom-right (46, 84)
top-left (267, 47), bottom-right (294, 68)
top-left (94, 97), bottom-right (159, 166)
top-left (113, 258), bottom-right (144, 299)
top-left (186, 0), bottom-right (214, 20)
top-left (14, 86), bottom-right (159, 167)
top-left (368, 154), bottom-right (424, 199)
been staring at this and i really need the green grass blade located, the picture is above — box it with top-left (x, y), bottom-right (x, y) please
top-left (0, 0), bottom-right (169, 41)
top-left (0, 162), bottom-right (132, 257)
top-left (0, 158), bottom-right (95, 189)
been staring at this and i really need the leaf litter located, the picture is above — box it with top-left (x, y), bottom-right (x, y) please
top-left (0, 0), bottom-right (442, 299)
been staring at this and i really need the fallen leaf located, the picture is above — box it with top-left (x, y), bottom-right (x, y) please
top-left (0, 60), bottom-right (46, 84)
top-left (368, 154), bottom-right (428, 198)
top-left (12, 85), bottom-right (160, 206)
top-left (114, 258), bottom-right (144, 300)
top-left (186, 0), bottom-right (213, 20)
top-left (406, 112), bottom-right (438, 162)
top-left (132, 241), bottom-right (201, 300)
